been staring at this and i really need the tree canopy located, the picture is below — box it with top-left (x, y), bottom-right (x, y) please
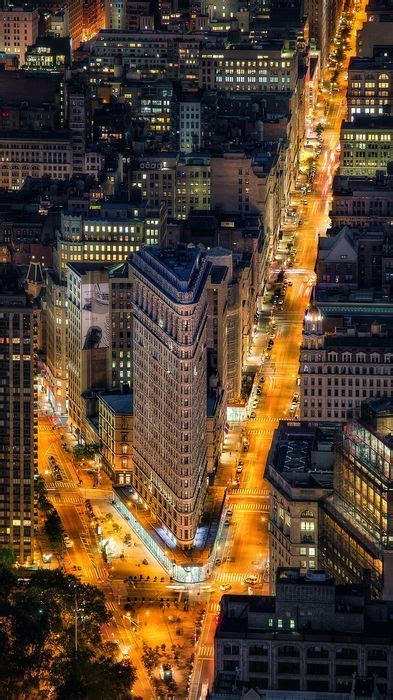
top-left (0, 566), bottom-right (136, 699)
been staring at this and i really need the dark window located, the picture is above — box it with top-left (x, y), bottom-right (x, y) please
top-left (278, 646), bottom-right (299, 658)
top-left (307, 664), bottom-right (329, 676)
top-left (249, 660), bottom-right (268, 673)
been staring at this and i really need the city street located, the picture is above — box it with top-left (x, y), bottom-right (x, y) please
top-left (190, 6), bottom-right (365, 697)
top-left (35, 8), bottom-right (364, 699)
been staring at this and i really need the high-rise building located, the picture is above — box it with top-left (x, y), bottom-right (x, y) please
top-left (299, 304), bottom-right (393, 423)
top-left (340, 116), bottom-right (393, 176)
top-left (0, 6), bottom-right (39, 66)
top-left (347, 57), bottom-right (393, 121)
top-left (213, 568), bottom-right (393, 697)
top-left (320, 398), bottom-right (393, 599)
top-left (130, 246), bottom-right (210, 549)
top-left (266, 421), bottom-right (336, 591)
top-left (0, 264), bottom-right (36, 563)
top-left (67, 0), bottom-right (84, 51)
top-left (83, 0), bottom-right (105, 41)
top-left (67, 262), bottom-right (111, 438)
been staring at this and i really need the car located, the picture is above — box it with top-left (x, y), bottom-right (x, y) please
top-left (250, 412), bottom-right (256, 419)
top-left (64, 540), bottom-right (73, 548)
top-left (245, 575), bottom-right (258, 585)
top-left (224, 519), bottom-right (231, 527)
top-left (301, 199), bottom-right (308, 205)
top-left (215, 558), bottom-right (222, 566)
top-left (259, 377), bottom-right (266, 384)
top-left (265, 353), bottom-right (271, 360)
top-left (220, 583), bottom-right (232, 591)
top-left (256, 388), bottom-right (262, 396)
top-left (293, 393), bottom-right (299, 402)
top-left (226, 509), bottom-right (233, 517)
top-left (160, 664), bottom-right (173, 681)
top-left (142, 559), bottom-right (148, 565)
top-left (236, 465), bottom-right (243, 474)
top-left (287, 280), bottom-right (293, 286)
top-left (268, 339), bottom-right (274, 347)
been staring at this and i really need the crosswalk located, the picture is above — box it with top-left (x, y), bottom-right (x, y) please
top-left (215, 571), bottom-right (262, 585)
top-left (232, 502), bottom-right (269, 512)
top-left (208, 601), bottom-right (220, 613)
top-left (197, 645), bottom-right (214, 659)
top-left (47, 480), bottom-right (75, 490)
top-left (50, 493), bottom-right (84, 506)
top-left (229, 487), bottom-right (269, 497)
top-left (84, 564), bottom-right (107, 581)
top-left (248, 429), bottom-right (275, 437)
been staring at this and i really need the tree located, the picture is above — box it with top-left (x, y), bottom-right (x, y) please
top-left (53, 647), bottom-right (137, 700)
top-left (73, 443), bottom-right (99, 461)
top-left (35, 475), bottom-right (54, 513)
top-left (44, 509), bottom-right (64, 545)
top-left (0, 546), bottom-right (16, 567)
top-left (315, 122), bottom-right (325, 137)
top-left (0, 566), bottom-right (137, 698)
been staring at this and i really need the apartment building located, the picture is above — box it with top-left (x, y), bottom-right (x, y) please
top-left (0, 6), bottom-right (39, 65)
top-left (340, 116), bottom-right (393, 176)
top-left (108, 263), bottom-right (133, 389)
top-left (214, 568), bottom-right (393, 697)
top-left (67, 262), bottom-right (110, 437)
top-left (347, 57), bottom-right (393, 120)
top-left (331, 174), bottom-right (393, 228)
top-left (130, 154), bottom-right (210, 219)
top-left (130, 246), bottom-right (210, 549)
top-left (316, 224), bottom-right (393, 291)
top-left (98, 389), bottom-right (133, 484)
top-left (0, 265), bottom-right (36, 563)
top-left (89, 29), bottom-right (202, 80)
top-left (199, 42), bottom-right (298, 93)
top-left (179, 99), bottom-right (201, 154)
top-left (356, 0), bottom-right (393, 58)
top-left (56, 201), bottom-right (163, 280)
top-left (0, 133), bottom-right (73, 190)
top-left (320, 398), bottom-right (393, 600)
top-left (68, 0), bottom-right (84, 51)
top-left (299, 305), bottom-right (393, 423)
top-left (45, 270), bottom-right (68, 415)
top-left (265, 421), bottom-right (336, 591)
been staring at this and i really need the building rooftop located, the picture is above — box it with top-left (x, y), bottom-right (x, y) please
top-left (341, 115), bottom-right (393, 129)
top-left (99, 390), bottom-right (133, 415)
top-left (131, 245), bottom-right (211, 304)
top-left (348, 55), bottom-right (393, 70)
top-left (266, 422), bottom-right (337, 492)
top-left (0, 264), bottom-right (30, 305)
top-left (332, 174), bottom-right (393, 195)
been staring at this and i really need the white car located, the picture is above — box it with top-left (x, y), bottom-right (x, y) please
top-left (220, 583), bottom-right (232, 591)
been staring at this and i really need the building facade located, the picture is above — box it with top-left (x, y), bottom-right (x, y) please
top-left (300, 305), bottom-right (393, 423)
top-left (0, 265), bottom-right (36, 563)
top-left (130, 246), bottom-right (210, 548)
top-left (98, 390), bottom-right (133, 484)
top-left (340, 116), bottom-right (393, 177)
top-left (266, 421), bottom-right (336, 591)
top-left (214, 568), bottom-right (393, 697)
top-left (0, 134), bottom-right (73, 191)
top-left (320, 399), bottom-right (393, 600)
top-left (0, 6), bottom-right (39, 65)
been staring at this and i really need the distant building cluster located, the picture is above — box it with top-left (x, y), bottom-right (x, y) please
top-left (0, 1), bottom-right (392, 694)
